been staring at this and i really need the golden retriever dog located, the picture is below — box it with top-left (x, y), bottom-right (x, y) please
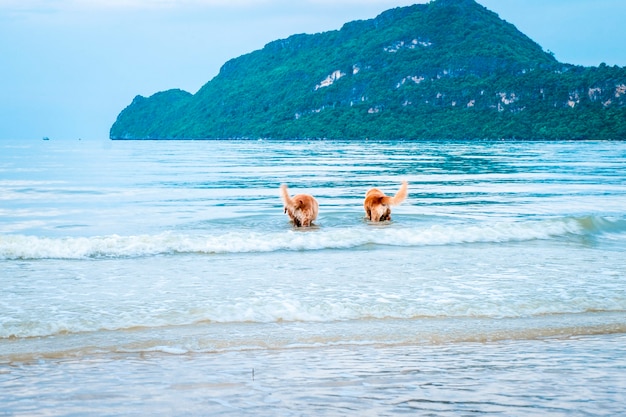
top-left (280, 184), bottom-right (319, 227)
top-left (363, 181), bottom-right (408, 222)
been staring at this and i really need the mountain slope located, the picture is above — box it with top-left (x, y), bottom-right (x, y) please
top-left (110, 0), bottom-right (626, 140)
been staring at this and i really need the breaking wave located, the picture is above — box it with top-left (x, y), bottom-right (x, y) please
top-left (2, 216), bottom-right (623, 260)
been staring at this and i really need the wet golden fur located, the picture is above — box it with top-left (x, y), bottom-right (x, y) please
top-left (363, 181), bottom-right (408, 222)
top-left (280, 184), bottom-right (319, 227)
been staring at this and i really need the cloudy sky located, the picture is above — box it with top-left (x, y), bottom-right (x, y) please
top-left (1, 0), bottom-right (624, 140)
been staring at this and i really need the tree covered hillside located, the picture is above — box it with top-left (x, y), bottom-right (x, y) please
top-left (110, 0), bottom-right (626, 140)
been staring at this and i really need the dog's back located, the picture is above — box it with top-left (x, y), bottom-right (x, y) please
top-left (281, 184), bottom-right (319, 227)
top-left (364, 181), bottom-right (408, 222)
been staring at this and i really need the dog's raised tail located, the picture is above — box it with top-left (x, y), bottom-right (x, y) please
top-left (280, 184), bottom-right (292, 206)
top-left (388, 181), bottom-right (408, 206)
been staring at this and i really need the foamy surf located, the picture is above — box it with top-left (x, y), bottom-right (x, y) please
top-left (3, 313), bottom-right (626, 361)
top-left (0, 216), bottom-right (597, 260)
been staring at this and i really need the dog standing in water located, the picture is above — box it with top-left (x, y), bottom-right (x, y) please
top-left (363, 181), bottom-right (408, 222)
top-left (280, 184), bottom-right (319, 227)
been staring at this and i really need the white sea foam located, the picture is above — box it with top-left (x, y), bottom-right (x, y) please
top-left (0, 217), bottom-right (588, 260)
top-left (2, 215), bottom-right (625, 340)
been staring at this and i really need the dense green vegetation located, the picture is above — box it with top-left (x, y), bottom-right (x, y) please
top-left (110, 0), bottom-right (626, 140)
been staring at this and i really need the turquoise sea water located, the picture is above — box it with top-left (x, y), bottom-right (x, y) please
top-left (1, 139), bottom-right (625, 416)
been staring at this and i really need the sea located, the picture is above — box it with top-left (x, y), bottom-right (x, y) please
top-left (1, 138), bottom-right (625, 416)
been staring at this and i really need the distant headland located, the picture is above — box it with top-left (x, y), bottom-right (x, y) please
top-left (110, 0), bottom-right (626, 140)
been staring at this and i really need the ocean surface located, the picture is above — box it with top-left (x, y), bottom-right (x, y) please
top-left (1, 138), bottom-right (625, 416)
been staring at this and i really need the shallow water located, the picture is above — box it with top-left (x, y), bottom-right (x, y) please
top-left (3, 334), bottom-right (626, 416)
top-left (1, 139), bottom-right (625, 415)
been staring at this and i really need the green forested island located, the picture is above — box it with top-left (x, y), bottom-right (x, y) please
top-left (110, 0), bottom-right (626, 140)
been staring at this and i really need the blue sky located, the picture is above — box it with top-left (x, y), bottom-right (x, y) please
top-left (1, 0), bottom-right (625, 140)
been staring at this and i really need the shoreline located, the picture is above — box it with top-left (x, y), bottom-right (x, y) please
top-left (2, 333), bottom-right (625, 416)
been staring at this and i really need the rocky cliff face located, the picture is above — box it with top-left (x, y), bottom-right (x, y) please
top-left (110, 0), bottom-right (626, 140)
